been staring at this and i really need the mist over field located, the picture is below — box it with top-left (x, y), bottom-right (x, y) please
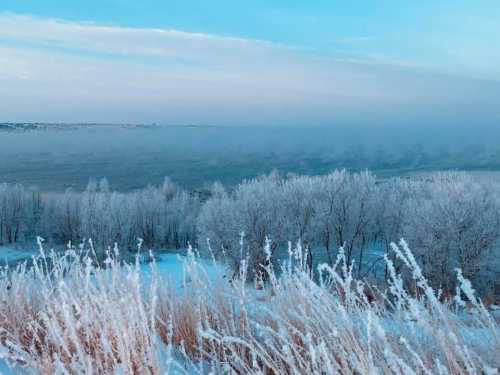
top-left (2, 123), bottom-right (500, 191)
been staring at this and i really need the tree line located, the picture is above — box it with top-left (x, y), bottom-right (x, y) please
top-left (0, 177), bottom-right (199, 252)
top-left (198, 171), bottom-right (500, 294)
top-left (1, 171), bottom-right (499, 294)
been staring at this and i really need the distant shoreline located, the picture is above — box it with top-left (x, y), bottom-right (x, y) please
top-left (0, 122), bottom-right (209, 132)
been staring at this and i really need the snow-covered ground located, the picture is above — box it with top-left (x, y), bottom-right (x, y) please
top-left (140, 252), bottom-right (228, 289)
top-left (0, 246), bottom-right (228, 286)
top-left (0, 347), bottom-right (27, 375)
top-left (0, 246), bottom-right (39, 267)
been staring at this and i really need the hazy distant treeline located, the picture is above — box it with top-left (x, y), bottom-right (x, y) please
top-left (1, 170), bottom-right (500, 294)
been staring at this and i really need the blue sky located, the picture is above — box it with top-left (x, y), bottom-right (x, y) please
top-left (1, 1), bottom-right (499, 125)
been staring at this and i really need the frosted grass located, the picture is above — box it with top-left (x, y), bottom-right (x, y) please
top-left (0, 239), bottom-right (498, 374)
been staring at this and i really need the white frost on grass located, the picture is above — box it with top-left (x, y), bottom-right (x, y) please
top-left (0, 239), bottom-right (498, 374)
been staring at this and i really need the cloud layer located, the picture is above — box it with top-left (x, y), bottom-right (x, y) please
top-left (0, 13), bottom-right (499, 126)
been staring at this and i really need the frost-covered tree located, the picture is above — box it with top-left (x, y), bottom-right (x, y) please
top-left (198, 173), bottom-right (290, 274)
top-left (43, 189), bottom-right (81, 244)
top-left (404, 172), bottom-right (500, 290)
top-left (79, 179), bottom-right (114, 251)
top-left (312, 171), bottom-right (343, 265)
top-left (371, 177), bottom-right (410, 278)
top-left (312, 171), bottom-right (378, 274)
top-left (0, 183), bottom-right (28, 244)
top-left (281, 175), bottom-right (318, 248)
top-left (197, 183), bottom-right (241, 260)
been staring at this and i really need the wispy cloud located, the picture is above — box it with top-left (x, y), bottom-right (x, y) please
top-left (0, 13), bottom-right (498, 126)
